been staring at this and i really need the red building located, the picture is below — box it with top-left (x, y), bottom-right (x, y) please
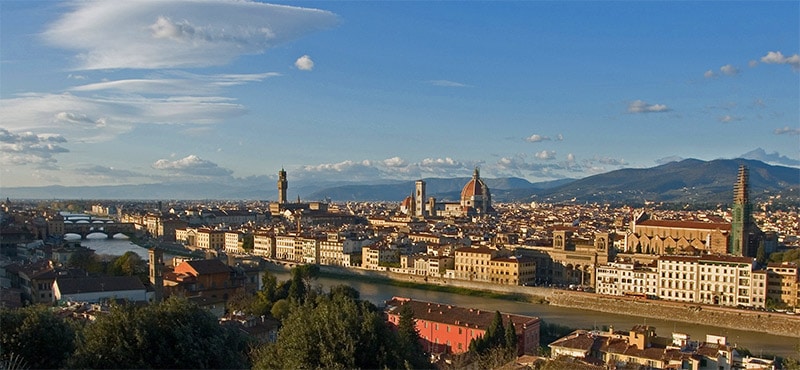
top-left (384, 297), bottom-right (540, 355)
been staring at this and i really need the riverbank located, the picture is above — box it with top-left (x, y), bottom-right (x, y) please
top-left (263, 260), bottom-right (800, 338)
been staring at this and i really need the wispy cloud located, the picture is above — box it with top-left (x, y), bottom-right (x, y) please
top-left (739, 148), bottom-right (800, 167)
top-left (655, 155), bottom-right (684, 165)
top-left (774, 126), bottom-right (800, 136)
top-left (152, 155), bottom-right (233, 177)
top-left (69, 72), bottom-right (281, 95)
top-left (427, 80), bottom-right (469, 87)
top-left (0, 93), bottom-right (246, 142)
top-left (43, 1), bottom-right (339, 70)
top-left (718, 115), bottom-right (742, 123)
top-left (627, 100), bottom-right (670, 113)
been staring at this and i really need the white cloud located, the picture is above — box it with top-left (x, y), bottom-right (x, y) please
top-left (383, 156), bottom-right (407, 167)
top-left (720, 64), bottom-right (739, 76)
top-left (704, 70), bottom-right (716, 79)
top-left (556, 134), bottom-right (564, 141)
top-left (295, 55), bottom-right (314, 71)
top-left (43, 1), bottom-right (339, 70)
top-left (566, 153), bottom-right (575, 163)
top-left (740, 148), bottom-right (800, 167)
top-left (0, 128), bottom-right (69, 168)
top-left (55, 112), bottom-right (106, 127)
top-left (70, 72), bottom-right (281, 95)
top-left (0, 93), bottom-right (246, 142)
top-left (627, 100), bottom-right (670, 113)
top-left (748, 60), bottom-right (758, 68)
top-left (760, 51), bottom-right (800, 71)
top-left (525, 134), bottom-right (550, 143)
top-left (774, 126), bottom-right (800, 136)
top-left (718, 115), bottom-right (742, 123)
top-left (428, 80), bottom-right (469, 87)
top-left (152, 155), bottom-right (233, 177)
top-left (534, 150), bottom-right (556, 160)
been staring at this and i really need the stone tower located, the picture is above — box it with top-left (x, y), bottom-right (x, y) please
top-left (278, 168), bottom-right (288, 204)
top-left (730, 164), bottom-right (753, 256)
top-left (415, 180), bottom-right (426, 218)
top-left (149, 248), bottom-right (164, 302)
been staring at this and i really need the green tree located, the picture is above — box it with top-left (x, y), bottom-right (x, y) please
top-left (505, 318), bottom-right (518, 353)
top-left (252, 291), bottom-right (403, 369)
top-left (70, 298), bottom-right (248, 369)
top-left (0, 306), bottom-right (75, 369)
top-left (396, 304), bottom-right (429, 369)
top-left (67, 248), bottom-right (103, 273)
top-left (756, 243), bottom-right (766, 265)
top-left (242, 234), bottom-right (254, 253)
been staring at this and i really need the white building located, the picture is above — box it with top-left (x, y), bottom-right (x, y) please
top-left (53, 276), bottom-right (149, 303)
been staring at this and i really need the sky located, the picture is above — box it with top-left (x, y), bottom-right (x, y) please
top-left (1, 1), bottom-right (798, 189)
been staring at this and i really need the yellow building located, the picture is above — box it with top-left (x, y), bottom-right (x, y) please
top-left (767, 262), bottom-right (799, 309)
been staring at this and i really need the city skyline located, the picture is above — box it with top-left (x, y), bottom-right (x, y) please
top-left (1, 1), bottom-right (798, 188)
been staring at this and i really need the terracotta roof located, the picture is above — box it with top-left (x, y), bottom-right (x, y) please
top-left (385, 297), bottom-right (539, 332)
top-left (549, 330), bottom-right (598, 352)
top-left (637, 219), bottom-right (731, 231)
top-left (182, 259), bottom-right (231, 275)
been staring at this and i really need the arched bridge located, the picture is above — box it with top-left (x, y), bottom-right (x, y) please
top-left (62, 222), bottom-right (136, 239)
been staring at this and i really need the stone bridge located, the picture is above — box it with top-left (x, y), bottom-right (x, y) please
top-left (63, 222), bottom-right (136, 239)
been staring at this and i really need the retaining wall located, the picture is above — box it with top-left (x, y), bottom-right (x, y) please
top-left (264, 261), bottom-right (799, 337)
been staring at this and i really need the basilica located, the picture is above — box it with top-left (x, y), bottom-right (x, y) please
top-left (401, 168), bottom-right (494, 218)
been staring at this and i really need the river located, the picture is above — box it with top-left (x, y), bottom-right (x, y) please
top-left (64, 233), bottom-right (178, 263)
top-left (270, 271), bottom-right (799, 358)
top-left (57, 233), bottom-right (798, 358)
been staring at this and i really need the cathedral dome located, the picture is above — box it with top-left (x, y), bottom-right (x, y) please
top-left (461, 173), bottom-right (487, 199)
top-left (460, 168), bottom-right (492, 215)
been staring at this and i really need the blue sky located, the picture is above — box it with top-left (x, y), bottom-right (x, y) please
top-left (1, 1), bottom-right (798, 188)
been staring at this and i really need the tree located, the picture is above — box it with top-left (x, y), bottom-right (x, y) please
top-left (0, 306), bottom-right (75, 369)
top-left (252, 290), bottom-right (406, 369)
top-left (504, 318), bottom-right (518, 353)
top-left (242, 234), bottom-right (254, 253)
top-left (756, 243), bottom-right (766, 265)
top-left (395, 304), bottom-right (429, 369)
top-left (70, 298), bottom-right (248, 369)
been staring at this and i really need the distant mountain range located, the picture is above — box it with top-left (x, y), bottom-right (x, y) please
top-left (1, 158), bottom-right (797, 205)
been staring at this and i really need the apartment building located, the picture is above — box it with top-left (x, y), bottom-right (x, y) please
top-left (224, 230), bottom-right (245, 255)
top-left (362, 245), bottom-right (399, 269)
top-left (196, 228), bottom-right (225, 250)
top-left (487, 256), bottom-right (536, 286)
top-left (596, 261), bottom-right (658, 297)
top-left (252, 231), bottom-right (275, 258)
top-left (385, 297), bottom-right (540, 355)
top-left (319, 233), bottom-right (371, 267)
top-left (766, 262), bottom-right (799, 309)
top-left (275, 234), bottom-right (300, 261)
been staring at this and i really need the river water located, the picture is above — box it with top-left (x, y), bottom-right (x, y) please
top-left (271, 271), bottom-right (799, 358)
top-left (60, 236), bottom-right (798, 357)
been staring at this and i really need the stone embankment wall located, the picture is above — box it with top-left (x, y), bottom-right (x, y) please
top-left (264, 261), bottom-right (799, 338)
top-left (548, 291), bottom-right (800, 338)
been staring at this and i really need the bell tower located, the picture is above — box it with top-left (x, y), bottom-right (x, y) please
top-left (730, 164), bottom-right (753, 256)
top-left (278, 168), bottom-right (288, 204)
top-left (415, 180), bottom-right (426, 218)
top-left (149, 248), bottom-right (164, 302)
